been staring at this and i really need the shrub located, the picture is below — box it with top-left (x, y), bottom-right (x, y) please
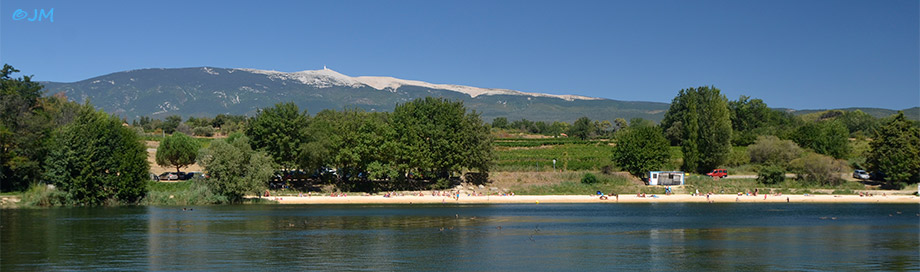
top-left (790, 153), bottom-right (848, 186)
top-left (192, 126), bottom-right (215, 137)
top-left (725, 148), bottom-right (751, 167)
top-left (601, 165), bottom-right (614, 175)
top-left (756, 164), bottom-right (786, 184)
top-left (581, 173), bottom-right (598, 184)
top-left (748, 135), bottom-right (802, 166)
top-left (197, 135), bottom-right (275, 203)
top-left (21, 184), bottom-right (69, 206)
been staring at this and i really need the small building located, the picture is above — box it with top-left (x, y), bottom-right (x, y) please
top-left (648, 171), bottom-right (684, 186)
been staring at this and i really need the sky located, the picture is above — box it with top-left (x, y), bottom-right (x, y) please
top-left (1, 0), bottom-right (917, 110)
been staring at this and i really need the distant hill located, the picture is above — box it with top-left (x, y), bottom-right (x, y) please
top-left (792, 107), bottom-right (919, 121)
top-left (41, 67), bottom-right (669, 123)
top-left (40, 67), bottom-right (917, 123)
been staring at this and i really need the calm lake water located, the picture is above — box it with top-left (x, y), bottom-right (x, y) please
top-left (2, 203), bottom-right (918, 271)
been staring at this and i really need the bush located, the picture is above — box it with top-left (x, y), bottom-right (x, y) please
top-left (601, 165), bottom-right (614, 175)
top-left (141, 180), bottom-right (226, 205)
top-left (790, 153), bottom-right (848, 186)
top-left (197, 135), bottom-right (275, 203)
top-left (581, 173), bottom-right (598, 184)
top-left (725, 148), bottom-right (751, 167)
top-left (192, 126), bottom-right (215, 137)
top-left (21, 184), bottom-right (69, 206)
top-left (756, 164), bottom-right (786, 184)
top-left (748, 135), bottom-right (802, 166)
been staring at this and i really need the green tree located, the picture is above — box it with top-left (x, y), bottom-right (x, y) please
top-left (510, 118), bottom-right (535, 133)
top-left (391, 97), bottom-right (493, 180)
top-left (612, 125), bottom-right (671, 179)
top-left (491, 117), bottom-right (508, 129)
top-left (1, 64), bottom-right (46, 191)
top-left (246, 102), bottom-right (309, 169)
top-left (661, 86), bottom-right (733, 173)
top-left (197, 135), bottom-right (275, 203)
top-left (304, 109), bottom-right (398, 183)
top-left (793, 120), bottom-right (849, 159)
top-left (867, 112), bottom-right (920, 183)
top-left (838, 110), bottom-right (879, 138)
top-left (161, 115), bottom-right (182, 134)
top-left (44, 105), bottom-right (149, 205)
top-left (728, 95), bottom-right (773, 146)
top-left (156, 132), bottom-right (201, 173)
top-left (629, 118), bottom-right (655, 128)
top-left (613, 118), bottom-right (628, 132)
top-left (569, 116), bottom-right (592, 140)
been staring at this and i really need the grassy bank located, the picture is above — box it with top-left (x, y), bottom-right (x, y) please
top-left (492, 171), bottom-right (889, 196)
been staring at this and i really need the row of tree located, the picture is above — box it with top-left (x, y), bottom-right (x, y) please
top-left (491, 116), bottom-right (629, 140)
top-left (617, 85), bottom-right (918, 185)
top-left (244, 98), bottom-right (493, 185)
top-left (3, 63), bottom-right (917, 204)
top-left (133, 114), bottom-right (248, 136)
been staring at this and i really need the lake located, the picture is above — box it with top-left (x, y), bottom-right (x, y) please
top-left (2, 203), bottom-right (918, 271)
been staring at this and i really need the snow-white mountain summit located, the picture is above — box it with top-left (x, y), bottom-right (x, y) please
top-left (237, 67), bottom-right (600, 101)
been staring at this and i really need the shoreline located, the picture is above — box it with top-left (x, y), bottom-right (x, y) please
top-left (256, 194), bottom-right (919, 204)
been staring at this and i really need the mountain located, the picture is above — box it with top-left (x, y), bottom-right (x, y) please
top-left (40, 67), bottom-right (917, 123)
top-left (40, 67), bottom-right (670, 122)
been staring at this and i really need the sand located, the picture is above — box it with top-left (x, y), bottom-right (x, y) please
top-left (257, 193), bottom-right (919, 204)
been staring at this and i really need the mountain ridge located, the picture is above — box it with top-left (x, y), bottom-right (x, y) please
top-left (38, 66), bottom-right (918, 122)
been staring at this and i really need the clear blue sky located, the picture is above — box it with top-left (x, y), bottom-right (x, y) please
top-left (1, 0), bottom-right (917, 110)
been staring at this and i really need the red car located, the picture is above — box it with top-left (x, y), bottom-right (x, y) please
top-left (707, 169), bottom-right (728, 178)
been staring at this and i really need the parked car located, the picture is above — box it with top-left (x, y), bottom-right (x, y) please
top-left (852, 170), bottom-right (870, 180)
top-left (183, 171), bottom-right (207, 180)
top-left (158, 172), bottom-right (180, 181)
top-left (706, 169), bottom-right (728, 179)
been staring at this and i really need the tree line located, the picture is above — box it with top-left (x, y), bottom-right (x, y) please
top-left (2, 65), bottom-right (494, 204)
top-left (3, 64), bottom-right (918, 205)
top-left (133, 113), bottom-right (248, 137)
top-left (610, 86), bottom-right (919, 187)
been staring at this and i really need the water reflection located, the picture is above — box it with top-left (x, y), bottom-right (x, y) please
top-left (2, 203), bottom-right (918, 271)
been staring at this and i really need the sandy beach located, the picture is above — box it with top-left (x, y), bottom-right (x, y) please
top-left (257, 193), bottom-right (919, 204)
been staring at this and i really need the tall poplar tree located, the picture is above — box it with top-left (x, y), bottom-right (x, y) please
top-left (661, 86), bottom-right (732, 173)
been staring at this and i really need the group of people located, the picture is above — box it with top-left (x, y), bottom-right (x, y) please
top-left (598, 193), bottom-right (618, 201)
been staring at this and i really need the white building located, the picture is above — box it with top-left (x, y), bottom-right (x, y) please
top-left (648, 171), bottom-right (684, 186)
